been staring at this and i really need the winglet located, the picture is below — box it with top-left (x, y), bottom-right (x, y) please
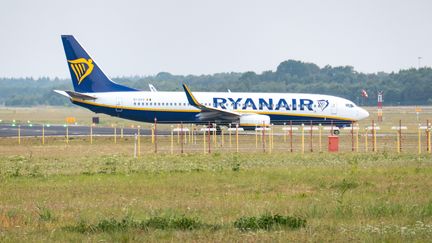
top-left (182, 83), bottom-right (241, 119)
top-left (182, 83), bottom-right (203, 108)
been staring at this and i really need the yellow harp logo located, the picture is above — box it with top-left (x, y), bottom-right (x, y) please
top-left (68, 58), bottom-right (94, 85)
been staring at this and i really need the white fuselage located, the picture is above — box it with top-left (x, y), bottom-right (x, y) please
top-left (72, 91), bottom-right (369, 125)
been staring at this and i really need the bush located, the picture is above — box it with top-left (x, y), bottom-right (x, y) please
top-left (234, 214), bottom-right (306, 231)
top-left (65, 215), bottom-right (203, 233)
top-left (37, 206), bottom-right (55, 222)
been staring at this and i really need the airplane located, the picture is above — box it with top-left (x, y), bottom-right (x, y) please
top-left (55, 35), bottom-right (369, 132)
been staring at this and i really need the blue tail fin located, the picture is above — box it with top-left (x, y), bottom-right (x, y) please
top-left (61, 35), bottom-right (137, 93)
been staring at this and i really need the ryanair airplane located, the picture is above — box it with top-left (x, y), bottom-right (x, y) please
top-left (55, 35), bottom-right (369, 131)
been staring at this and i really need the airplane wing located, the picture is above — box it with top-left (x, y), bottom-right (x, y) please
top-left (54, 90), bottom-right (97, 100)
top-left (182, 84), bottom-right (240, 120)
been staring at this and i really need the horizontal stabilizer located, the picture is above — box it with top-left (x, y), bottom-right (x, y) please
top-left (54, 90), bottom-right (97, 100)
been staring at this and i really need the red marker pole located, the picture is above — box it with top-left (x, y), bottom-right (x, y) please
top-left (377, 91), bottom-right (383, 122)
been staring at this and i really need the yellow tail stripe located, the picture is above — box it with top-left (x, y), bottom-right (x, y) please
top-left (75, 64), bottom-right (83, 78)
top-left (76, 63), bottom-right (83, 75)
top-left (70, 64), bottom-right (80, 80)
top-left (80, 64), bottom-right (86, 75)
top-left (80, 63), bottom-right (86, 73)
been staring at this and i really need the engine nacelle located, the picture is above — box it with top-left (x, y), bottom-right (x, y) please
top-left (239, 114), bottom-right (270, 128)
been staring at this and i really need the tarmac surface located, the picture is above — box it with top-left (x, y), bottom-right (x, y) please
top-left (0, 123), bottom-right (168, 137)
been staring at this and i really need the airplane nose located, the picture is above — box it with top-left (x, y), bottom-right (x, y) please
top-left (360, 108), bottom-right (369, 119)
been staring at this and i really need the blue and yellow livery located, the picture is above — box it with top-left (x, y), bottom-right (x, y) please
top-left (55, 35), bottom-right (369, 128)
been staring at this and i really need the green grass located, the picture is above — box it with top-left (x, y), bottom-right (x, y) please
top-left (0, 150), bottom-right (432, 241)
top-left (233, 214), bottom-right (306, 231)
top-left (1, 106), bottom-right (432, 241)
top-left (64, 215), bottom-right (207, 233)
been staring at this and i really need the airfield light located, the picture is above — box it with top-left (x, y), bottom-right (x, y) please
top-left (29, 124), bottom-right (33, 127)
top-left (13, 120), bottom-right (16, 123)
top-left (46, 124), bottom-right (51, 127)
top-left (27, 120), bottom-right (30, 124)
top-left (12, 124), bottom-right (16, 127)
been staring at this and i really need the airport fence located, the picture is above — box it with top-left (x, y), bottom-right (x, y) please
top-left (1, 119), bottom-right (431, 156)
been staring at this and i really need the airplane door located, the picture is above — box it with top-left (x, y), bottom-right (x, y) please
top-left (115, 97), bottom-right (123, 112)
top-left (331, 103), bottom-right (337, 115)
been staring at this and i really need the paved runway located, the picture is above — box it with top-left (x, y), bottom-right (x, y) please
top-left (0, 123), bottom-right (169, 137)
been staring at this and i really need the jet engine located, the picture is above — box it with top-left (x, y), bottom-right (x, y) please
top-left (239, 114), bottom-right (270, 128)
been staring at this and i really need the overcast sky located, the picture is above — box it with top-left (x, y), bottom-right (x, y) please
top-left (0, 0), bottom-right (431, 78)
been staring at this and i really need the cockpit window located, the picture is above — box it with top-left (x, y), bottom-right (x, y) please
top-left (345, 103), bottom-right (354, 108)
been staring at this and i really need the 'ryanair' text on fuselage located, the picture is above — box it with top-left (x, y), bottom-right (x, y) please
top-left (213, 97), bottom-right (320, 111)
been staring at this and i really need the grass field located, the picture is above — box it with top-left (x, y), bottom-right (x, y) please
top-left (1, 140), bottom-right (432, 241)
top-left (1, 106), bottom-right (432, 241)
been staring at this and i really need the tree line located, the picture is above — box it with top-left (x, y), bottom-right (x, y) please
top-left (1, 60), bottom-right (431, 106)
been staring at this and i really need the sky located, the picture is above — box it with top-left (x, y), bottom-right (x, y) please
top-left (0, 0), bottom-right (431, 78)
